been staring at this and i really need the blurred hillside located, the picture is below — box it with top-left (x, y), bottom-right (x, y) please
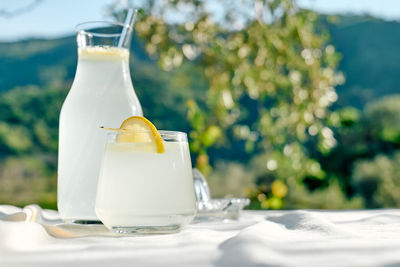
top-left (328, 16), bottom-right (400, 108)
top-left (0, 14), bottom-right (400, 209)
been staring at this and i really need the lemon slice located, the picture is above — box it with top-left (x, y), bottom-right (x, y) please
top-left (117, 116), bottom-right (165, 154)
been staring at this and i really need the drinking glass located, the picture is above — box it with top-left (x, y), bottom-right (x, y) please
top-left (95, 130), bottom-right (196, 234)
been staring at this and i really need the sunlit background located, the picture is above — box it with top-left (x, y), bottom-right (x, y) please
top-left (1, 0), bottom-right (400, 210)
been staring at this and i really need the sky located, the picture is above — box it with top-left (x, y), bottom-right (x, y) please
top-left (0, 0), bottom-right (114, 41)
top-left (0, 0), bottom-right (399, 41)
top-left (297, 0), bottom-right (400, 20)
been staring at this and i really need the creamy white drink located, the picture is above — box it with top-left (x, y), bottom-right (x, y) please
top-left (58, 46), bottom-right (142, 222)
top-left (95, 132), bottom-right (196, 233)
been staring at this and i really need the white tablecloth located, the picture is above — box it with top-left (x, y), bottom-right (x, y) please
top-left (1, 205), bottom-right (400, 267)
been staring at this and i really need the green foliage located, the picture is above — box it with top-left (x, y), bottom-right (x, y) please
top-left (0, 122), bottom-right (32, 154)
top-left (364, 95), bottom-right (400, 144)
top-left (352, 152), bottom-right (400, 208)
top-left (335, 107), bottom-right (360, 127)
top-left (285, 180), bottom-right (364, 209)
top-left (0, 86), bottom-right (66, 155)
top-left (246, 181), bottom-right (288, 210)
top-left (316, 95), bottom-right (400, 205)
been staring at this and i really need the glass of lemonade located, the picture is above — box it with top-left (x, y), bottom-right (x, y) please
top-left (95, 130), bottom-right (197, 234)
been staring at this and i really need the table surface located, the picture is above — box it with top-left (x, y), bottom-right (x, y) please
top-left (1, 205), bottom-right (400, 267)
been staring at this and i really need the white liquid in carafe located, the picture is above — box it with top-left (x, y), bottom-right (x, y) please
top-left (58, 47), bottom-right (142, 221)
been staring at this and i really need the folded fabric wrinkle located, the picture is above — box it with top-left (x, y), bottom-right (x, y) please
top-left (1, 205), bottom-right (114, 238)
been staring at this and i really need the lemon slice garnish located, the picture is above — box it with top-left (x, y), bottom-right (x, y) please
top-left (117, 116), bottom-right (165, 154)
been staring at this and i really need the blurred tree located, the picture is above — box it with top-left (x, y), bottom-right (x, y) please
top-left (364, 95), bottom-right (400, 145)
top-left (110, 0), bottom-right (343, 208)
top-left (318, 95), bottom-right (400, 199)
top-left (352, 152), bottom-right (400, 208)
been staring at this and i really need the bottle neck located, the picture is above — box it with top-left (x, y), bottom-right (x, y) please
top-left (72, 47), bottom-right (133, 94)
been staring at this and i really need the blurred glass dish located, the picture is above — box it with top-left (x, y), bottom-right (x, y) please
top-left (193, 169), bottom-right (211, 202)
top-left (192, 169), bottom-right (250, 222)
top-left (195, 198), bottom-right (250, 221)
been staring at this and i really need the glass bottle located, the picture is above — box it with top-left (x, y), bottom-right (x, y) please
top-left (58, 21), bottom-right (142, 222)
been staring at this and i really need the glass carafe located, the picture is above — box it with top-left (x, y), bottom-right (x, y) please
top-left (58, 21), bottom-right (142, 222)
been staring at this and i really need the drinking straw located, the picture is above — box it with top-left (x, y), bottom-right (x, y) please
top-left (118, 8), bottom-right (138, 48)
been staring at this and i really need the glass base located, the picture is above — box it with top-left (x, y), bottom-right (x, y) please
top-left (69, 220), bottom-right (103, 225)
top-left (111, 224), bottom-right (181, 235)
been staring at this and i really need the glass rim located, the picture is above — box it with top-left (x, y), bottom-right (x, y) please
top-left (75, 21), bottom-right (132, 37)
top-left (103, 129), bottom-right (187, 137)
